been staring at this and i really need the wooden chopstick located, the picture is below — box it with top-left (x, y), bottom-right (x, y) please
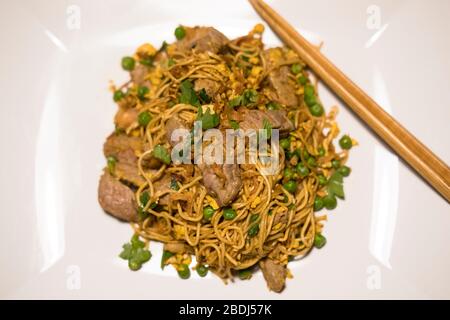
top-left (249, 0), bottom-right (450, 202)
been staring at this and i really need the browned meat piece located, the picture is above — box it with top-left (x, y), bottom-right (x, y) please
top-left (198, 164), bottom-right (242, 207)
top-left (152, 174), bottom-right (173, 206)
top-left (98, 172), bottom-right (138, 222)
top-left (104, 134), bottom-right (145, 186)
top-left (163, 242), bottom-right (190, 254)
top-left (263, 48), bottom-right (298, 108)
top-left (114, 108), bottom-right (139, 130)
top-left (165, 116), bottom-right (189, 147)
top-left (176, 26), bottom-right (229, 54)
top-left (266, 66), bottom-right (298, 108)
top-left (259, 259), bottom-right (287, 293)
top-left (113, 148), bottom-right (145, 186)
top-left (103, 134), bottom-right (142, 158)
top-left (130, 64), bottom-right (151, 88)
top-left (229, 108), bottom-right (294, 136)
top-left (194, 78), bottom-right (220, 97)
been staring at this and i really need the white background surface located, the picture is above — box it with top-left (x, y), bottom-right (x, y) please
top-left (0, 0), bottom-right (449, 299)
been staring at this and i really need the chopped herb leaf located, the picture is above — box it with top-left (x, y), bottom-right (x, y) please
top-left (139, 191), bottom-right (150, 208)
top-left (119, 235), bottom-right (152, 271)
top-left (161, 250), bottom-right (174, 269)
top-left (152, 144), bottom-right (171, 165)
top-left (170, 178), bottom-right (180, 191)
top-left (228, 89), bottom-right (259, 108)
top-left (198, 88), bottom-right (211, 104)
top-left (107, 156), bottom-right (117, 174)
top-left (327, 171), bottom-right (345, 199)
top-left (197, 106), bottom-right (220, 130)
top-left (179, 80), bottom-right (200, 107)
top-left (229, 120), bottom-right (240, 130)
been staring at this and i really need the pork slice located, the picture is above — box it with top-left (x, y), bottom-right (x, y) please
top-left (263, 48), bottom-right (298, 108)
top-left (104, 134), bottom-right (145, 186)
top-left (152, 174), bottom-right (173, 206)
top-left (230, 108), bottom-right (294, 136)
top-left (98, 172), bottom-right (138, 222)
top-left (165, 116), bottom-right (189, 147)
top-left (130, 64), bottom-right (151, 88)
top-left (103, 133), bottom-right (142, 158)
top-left (266, 66), bottom-right (298, 108)
top-left (163, 242), bottom-right (190, 254)
top-left (115, 160), bottom-right (145, 186)
top-left (114, 108), bottom-right (139, 130)
top-left (199, 164), bottom-right (242, 207)
top-left (259, 258), bottom-right (287, 293)
top-left (176, 26), bottom-right (229, 54)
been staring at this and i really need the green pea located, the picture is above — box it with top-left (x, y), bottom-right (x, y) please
top-left (223, 207), bottom-right (237, 220)
top-left (304, 84), bottom-right (315, 97)
top-left (137, 86), bottom-right (149, 100)
top-left (332, 159), bottom-right (341, 169)
top-left (307, 157), bottom-right (317, 167)
top-left (196, 265), bottom-right (208, 277)
top-left (302, 149), bottom-right (310, 160)
top-left (298, 75), bottom-right (308, 85)
top-left (323, 195), bottom-right (337, 210)
top-left (309, 103), bottom-right (324, 117)
top-left (138, 111), bottom-right (152, 127)
top-left (177, 264), bottom-right (190, 279)
top-left (314, 197), bottom-right (324, 212)
top-left (113, 90), bottom-right (125, 102)
top-left (250, 214), bottom-right (259, 223)
top-left (128, 259), bottom-right (141, 271)
top-left (121, 56), bottom-right (135, 71)
top-left (338, 166), bottom-right (351, 177)
top-left (283, 180), bottom-right (298, 193)
top-left (267, 101), bottom-right (280, 110)
top-left (203, 206), bottom-right (215, 221)
top-left (339, 135), bottom-right (353, 150)
top-left (291, 63), bottom-right (302, 74)
top-left (305, 95), bottom-right (317, 107)
top-left (318, 147), bottom-right (326, 157)
top-left (318, 175), bottom-right (327, 186)
top-left (107, 156), bottom-right (117, 174)
top-left (248, 224), bottom-right (260, 238)
top-left (140, 57), bottom-right (153, 67)
top-left (314, 233), bottom-right (327, 249)
top-left (284, 167), bottom-right (294, 180)
top-left (238, 269), bottom-right (253, 280)
top-left (280, 138), bottom-right (290, 150)
top-left (174, 26), bottom-right (186, 40)
top-left (296, 163), bottom-right (310, 177)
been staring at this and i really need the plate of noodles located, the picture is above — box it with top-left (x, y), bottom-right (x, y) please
top-left (2, 0), bottom-right (450, 299)
top-left (97, 23), bottom-right (358, 293)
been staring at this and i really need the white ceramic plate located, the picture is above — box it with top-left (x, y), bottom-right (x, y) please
top-left (1, 0), bottom-right (449, 299)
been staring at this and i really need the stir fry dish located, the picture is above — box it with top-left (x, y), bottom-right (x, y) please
top-left (98, 24), bottom-right (355, 292)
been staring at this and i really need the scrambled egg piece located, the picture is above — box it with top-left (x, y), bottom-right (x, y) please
top-left (206, 195), bottom-right (219, 210)
top-left (252, 23), bottom-right (265, 34)
top-left (250, 196), bottom-right (261, 209)
top-left (136, 43), bottom-right (157, 58)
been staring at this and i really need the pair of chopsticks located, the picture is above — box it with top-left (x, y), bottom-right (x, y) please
top-left (249, 0), bottom-right (450, 202)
